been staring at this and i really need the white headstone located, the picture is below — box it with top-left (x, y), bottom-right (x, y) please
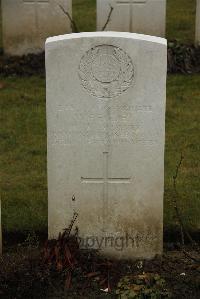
top-left (97, 0), bottom-right (166, 37)
top-left (46, 32), bottom-right (167, 259)
top-left (2, 0), bottom-right (72, 56)
top-left (196, 0), bottom-right (200, 45)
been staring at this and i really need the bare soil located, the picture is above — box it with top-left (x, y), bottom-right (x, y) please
top-left (0, 241), bottom-right (199, 299)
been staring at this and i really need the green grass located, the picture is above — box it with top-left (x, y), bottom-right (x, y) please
top-left (73, 0), bottom-right (96, 32)
top-left (166, 0), bottom-right (196, 44)
top-left (0, 74), bottom-right (200, 234)
top-left (0, 77), bottom-right (47, 232)
top-left (165, 74), bottom-right (200, 231)
top-left (0, 0), bottom-right (2, 50)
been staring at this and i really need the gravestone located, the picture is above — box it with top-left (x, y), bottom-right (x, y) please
top-left (1, 0), bottom-right (72, 56)
top-left (46, 32), bottom-right (167, 259)
top-left (196, 0), bottom-right (200, 45)
top-left (97, 0), bottom-right (166, 37)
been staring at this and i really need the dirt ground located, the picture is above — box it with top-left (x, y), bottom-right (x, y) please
top-left (0, 239), bottom-right (199, 299)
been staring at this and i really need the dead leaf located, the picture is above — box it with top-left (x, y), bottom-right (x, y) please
top-left (0, 82), bottom-right (5, 89)
top-left (85, 272), bottom-right (100, 278)
top-left (65, 271), bottom-right (72, 289)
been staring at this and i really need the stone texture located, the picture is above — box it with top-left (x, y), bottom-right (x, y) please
top-left (46, 32), bottom-right (167, 259)
top-left (196, 0), bottom-right (200, 45)
top-left (2, 0), bottom-right (72, 56)
top-left (97, 0), bottom-right (166, 37)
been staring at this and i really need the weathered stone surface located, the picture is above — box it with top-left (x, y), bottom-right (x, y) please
top-left (196, 0), bottom-right (200, 45)
top-left (46, 32), bottom-right (167, 259)
top-left (97, 0), bottom-right (166, 37)
top-left (2, 0), bottom-right (72, 56)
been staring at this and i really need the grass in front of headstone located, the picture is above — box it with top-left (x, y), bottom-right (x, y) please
top-left (72, 0), bottom-right (96, 32)
top-left (166, 0), bottom-right (196, 44)
top-left (165, 74), bottom-right (200, 234)
top-left (0, 74), bottom-right (199, 237)
top-left (0, 76), bottom-right (47, 233)
top-left (0, 0), bottom-right (2, 51)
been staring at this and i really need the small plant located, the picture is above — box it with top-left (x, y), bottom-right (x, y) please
top-left (43, 212), bottom-right (79, 288)
top-left (116, 272), bottom-right (171, 299)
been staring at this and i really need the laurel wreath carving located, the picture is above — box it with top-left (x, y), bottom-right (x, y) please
top-left (78, 45), bottom-right (134, 98)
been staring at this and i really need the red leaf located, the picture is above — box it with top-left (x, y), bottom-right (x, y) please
top-left (56, 260), bottom-right (63, 271)
top-left (85, 272), bottom-right (100, 278)
top-left (65, 271), bottom-right (72, 289)
top-left (0, 82), bottom-right (5, 89)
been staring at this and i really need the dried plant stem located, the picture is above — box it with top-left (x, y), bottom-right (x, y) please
top-left (59, 4), bottom-right (114, 33)
top-left (173, 153), bottom-right (185, 245)
top-left (64, 212), bottom-right (78, 238)
top-left (59, 5), bottom-right (79, 33)
top-left (172, 153), bottom-right (200, 261)
top-left (172, 153), bottom-right (196, 246)
top-left (102, 5), bottom-right (114, 31)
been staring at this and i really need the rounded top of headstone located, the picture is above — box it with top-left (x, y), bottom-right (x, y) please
top-left (46, 32), bottom-right (167, 46)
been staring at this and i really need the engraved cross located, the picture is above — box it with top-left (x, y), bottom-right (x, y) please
top-left (116, 0), bottom-right (147, 31)
top-left (81, 152), bottom-right (131, 230)
top-left (116, 0), bottom-right (146, 4)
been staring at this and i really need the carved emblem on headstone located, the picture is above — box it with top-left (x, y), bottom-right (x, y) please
top-left (79, 45), bottom-right (134, 98)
